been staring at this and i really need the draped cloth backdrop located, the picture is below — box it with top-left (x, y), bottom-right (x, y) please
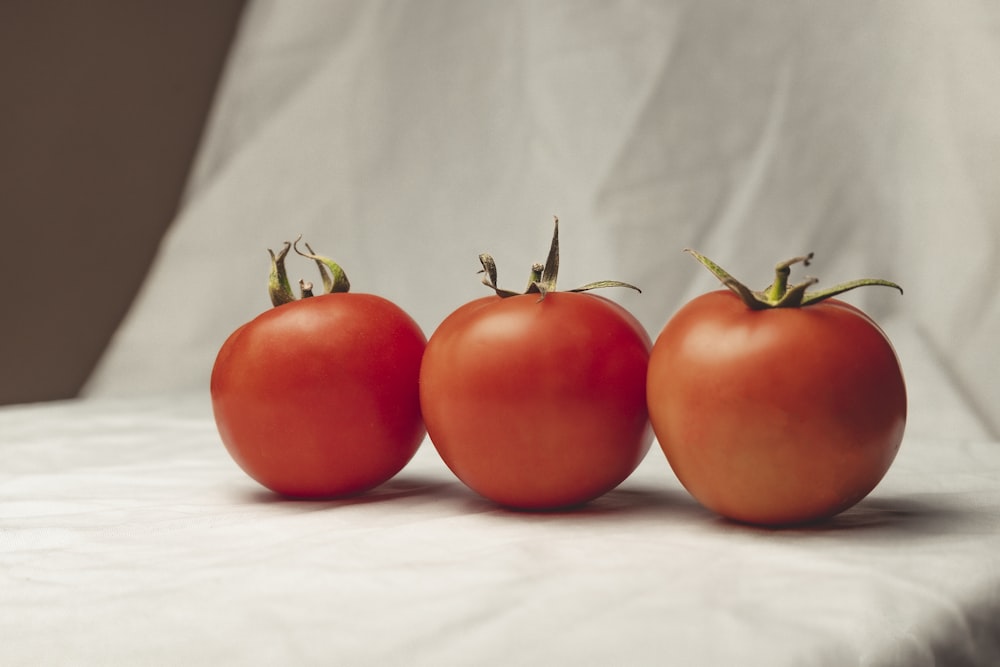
top-left (84, 0), bottom-right (999, 437)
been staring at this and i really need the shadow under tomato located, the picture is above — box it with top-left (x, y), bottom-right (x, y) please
top-left (715, 493), bottom-right (982, 538)
top-left (239, 473), bottom-right (462, 508)
top-left (452, 483), bottom-right (708, 520)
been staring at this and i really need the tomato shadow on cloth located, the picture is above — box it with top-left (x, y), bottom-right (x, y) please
top-left (722, 493), bottom-right (985, 539)
top-left (442, 483), bottom-right (710, 521)
top-left (238, 473), bottom-right (462, 508)
top-left (575, 484), bottom-right (708, 518)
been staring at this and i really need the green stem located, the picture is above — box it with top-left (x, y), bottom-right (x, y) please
top-left (534, 216), bottom-right (561, 297)
top-left (525, 263), bottom-right (544, 294)
top-left (800, 278), bottom-right (903, 306)
top-left (267, 236), bottom-right (351, 307)
top-left (478, 253), bottom-right (522, 298)
top-left (479, 217), bottom-right (641, 299)
top-left (766, 254), bottom-right (813, 302)
top-left (293, 237), bottom-right (350, 294)
top-left (268, 242), bottom-right (296, 307)
top-left (685, 248), bottom-right (902, 309)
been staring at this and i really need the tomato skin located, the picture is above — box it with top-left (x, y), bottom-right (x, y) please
top-left (211, 293), bottom-right (426, 498)
top-left (646, 290), bottom-right (906, 526)
top-left (420, 292), bottom-right (653, 510)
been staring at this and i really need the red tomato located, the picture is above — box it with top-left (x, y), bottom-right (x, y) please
top-left (211, 242), bottom-right (426, 498)
top-left (419, 220), bottom-right (653, 510)
top-left (646, 252), bottom-right (906, 526)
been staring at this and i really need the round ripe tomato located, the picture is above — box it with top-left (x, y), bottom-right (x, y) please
top-left (646, 251), bottom-right (906, 526)
top-left (419, 219), bottom-right (653, 510)
top-left (210, 240), bottom-right (426, 499)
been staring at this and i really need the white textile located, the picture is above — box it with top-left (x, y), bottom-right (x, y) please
top-left (1, 386), bottom-right (999, 666)
top-left (11, 2), bottom-right (999, 664)
top-left (83, 1), bottom-right (1000, 438)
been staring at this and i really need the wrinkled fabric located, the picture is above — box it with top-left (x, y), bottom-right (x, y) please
top-left (32, 1), bottom-right (1000, 663)
top-left (3, 363), bottom-right (1000, 665)
top-left (82, 1), bottom-right (1000, 438)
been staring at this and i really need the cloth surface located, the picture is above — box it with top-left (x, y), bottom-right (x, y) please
top-left (82, 1), bottom-right (1000, 439)
top-left (19, 1), bottom-right (999, 664)
top-left (3, 322), bottom-right (999, 666)
top-left (2, 384), bottom-right (999, 665)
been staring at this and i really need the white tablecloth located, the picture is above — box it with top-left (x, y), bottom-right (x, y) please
top-left (12, 2), bottom-right (1000, 664)
top-left (4, 327), bottom-right (999, 666)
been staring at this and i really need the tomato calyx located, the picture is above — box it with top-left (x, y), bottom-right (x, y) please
top-left (684, 249), bottom-right (903, 309)
top-left (268, 236), bottom-right (351, 306)
top-left (478, 216), bottom-right (641, 300)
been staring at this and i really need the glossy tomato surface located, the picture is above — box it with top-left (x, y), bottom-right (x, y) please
top-left (647, 290), bottom-right (906, 526)
top-left (420, 292), bottom-right (653, 510)
top-left (211, 293), bottom-right (426, 498)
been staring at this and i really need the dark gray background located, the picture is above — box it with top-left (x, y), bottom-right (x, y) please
top-left (0, 1), bottom-right (245, 404)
